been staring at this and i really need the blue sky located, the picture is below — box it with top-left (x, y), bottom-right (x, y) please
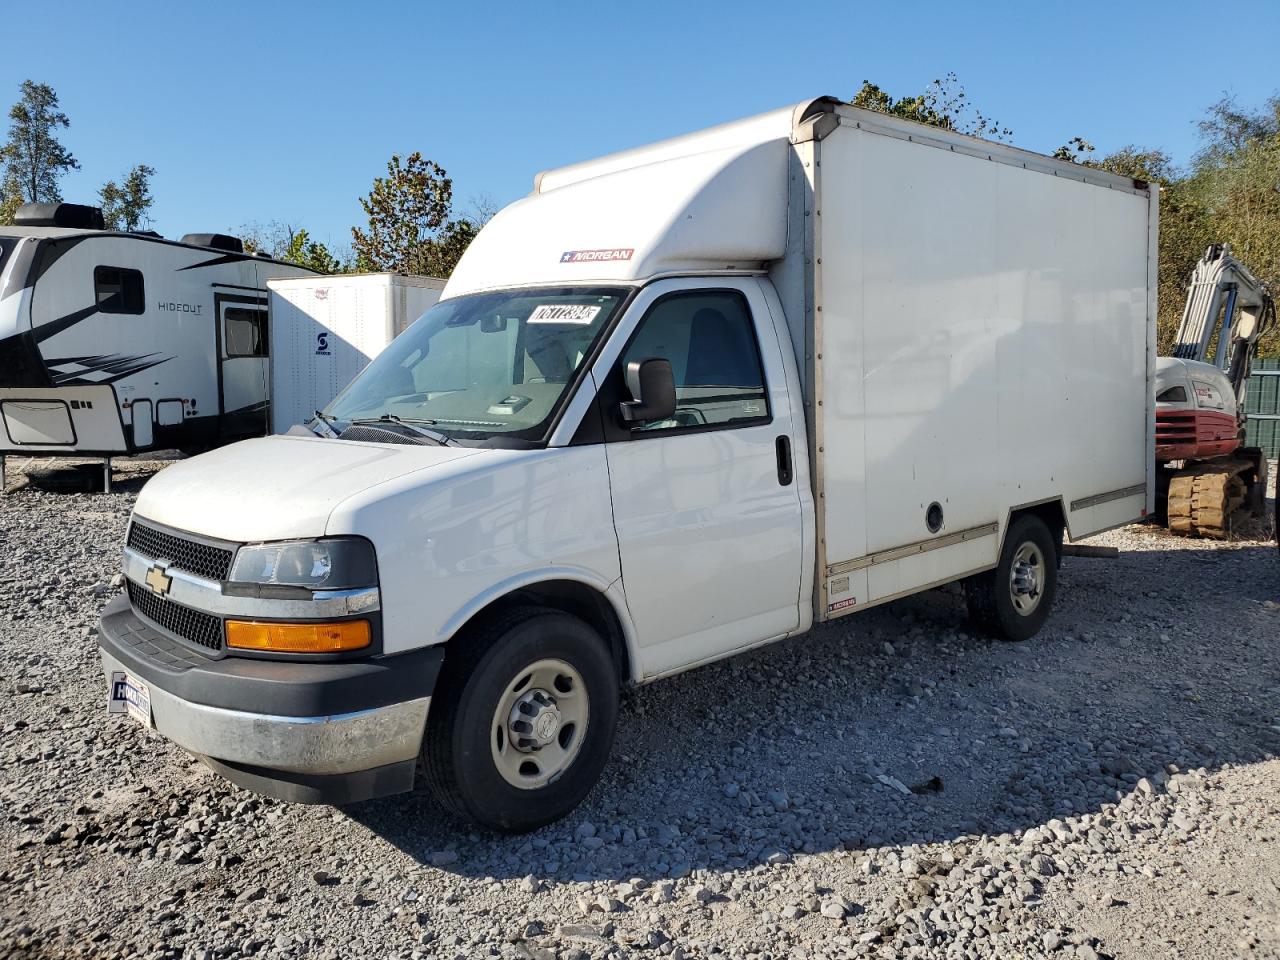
top-left (4, 0), bottom-right (1278, 254)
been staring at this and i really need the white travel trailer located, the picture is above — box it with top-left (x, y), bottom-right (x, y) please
top-left (99, 98), bottom-right (1157, 831)
top-left (0, 203), bottom-right (315, 482)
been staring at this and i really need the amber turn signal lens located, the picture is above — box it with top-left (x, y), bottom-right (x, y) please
top-left (225, 619), bottom-right (371, 653)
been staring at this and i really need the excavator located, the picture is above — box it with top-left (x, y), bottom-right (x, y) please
top-left (1155, 244), bottom-right (1276, 538)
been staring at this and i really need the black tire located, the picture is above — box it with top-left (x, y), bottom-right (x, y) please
top-left (422, 606), bottom-right (618, 833)
top-left (964, 514), bottom-right (1058, 642)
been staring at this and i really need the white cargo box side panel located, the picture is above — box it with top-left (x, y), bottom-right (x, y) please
top-left (813, 118), bottom-right (1153, 618)
top-left (269, 276), bottom-right (383, 433)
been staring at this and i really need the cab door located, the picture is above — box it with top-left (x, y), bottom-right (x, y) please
top-left (217, 295), bottom-right (269, 440)
top-left (594, 278), bottom-right (804, 677)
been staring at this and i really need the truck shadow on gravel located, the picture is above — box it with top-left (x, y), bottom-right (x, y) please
top-left (345, 540), bottom-right (1279, 883)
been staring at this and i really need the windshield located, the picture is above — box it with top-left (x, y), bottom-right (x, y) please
top-left (325, 286), bottom-right (627, 442)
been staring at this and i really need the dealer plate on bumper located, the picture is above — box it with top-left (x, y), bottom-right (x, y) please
top-left (108, 671), bottom-right (152, 728)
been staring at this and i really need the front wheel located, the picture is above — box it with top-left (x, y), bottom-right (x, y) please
top-left (965, 515), bottom-right (1058, 642)
top-left (422, 607), bottom-right (618, 832)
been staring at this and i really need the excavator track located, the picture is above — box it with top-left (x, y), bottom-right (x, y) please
top-left (1166, 459), bottom-right (1254, 538)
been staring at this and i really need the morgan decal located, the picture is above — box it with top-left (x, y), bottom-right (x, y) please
top-left (559, 248), bottom-right (634, 264)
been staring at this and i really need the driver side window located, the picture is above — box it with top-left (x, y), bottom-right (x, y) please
top-left (620, 290), bottom-right (770, 433)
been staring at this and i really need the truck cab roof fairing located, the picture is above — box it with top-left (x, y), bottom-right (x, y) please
top-left (444, 138), bottom-right (791, 298)
top-left (442, 100), bottom-right (849, 300)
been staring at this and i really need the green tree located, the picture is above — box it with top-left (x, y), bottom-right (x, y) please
top-left (409, 218), bottom-right (478, 277)
top-left (1052, 136), bottom-right (1095, 163)
top-left (99, 164), bottom-right (156, 231)
top-left (0, 170), bottom-right (21, 225)
top-left (467, 193), bottom-right (500, 226)
top-left (851, 73), bottom-right (1012, 141)
top-left (235, 220), bottom-right (287, 256)
top-left (352, 152), bottom-right (453, 272)
top-left (1125, 95), bottom-right (1280, 357)
top-left (235, 220), bottom-right (350, 273)
top-left (1091, 146), bottom-right (1173, 182)
top-left (2, 80), bottom-right (78, 203)
top-left (351, 152), bottom-right (478, 276)
top-left (281, 226), bottom-right (345, 274)
top-left (1189, 96), bottom-right (1280, 348)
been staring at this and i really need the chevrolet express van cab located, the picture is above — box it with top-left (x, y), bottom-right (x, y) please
top-left (99, 97), bottom-right (1157, 832)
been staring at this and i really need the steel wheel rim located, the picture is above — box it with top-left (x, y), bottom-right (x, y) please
top-left (1008, 541), bottom-right (1045, 615)
top-left (490, 658), bottom-right (589, 790)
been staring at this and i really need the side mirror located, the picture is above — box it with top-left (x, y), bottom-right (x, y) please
top-left (618, 358), bottom-right (676, 425)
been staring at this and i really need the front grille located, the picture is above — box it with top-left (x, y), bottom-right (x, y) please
top-left (127, 520), bottom-right (235, 581)
top-left (127, 580), bottom-right (223, 651)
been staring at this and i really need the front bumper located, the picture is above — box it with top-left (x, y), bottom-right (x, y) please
top-left (98, 594), bottom-right (444, 804)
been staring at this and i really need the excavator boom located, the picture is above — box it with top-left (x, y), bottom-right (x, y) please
top-left (1170, 244), bottom-right (1275, 406)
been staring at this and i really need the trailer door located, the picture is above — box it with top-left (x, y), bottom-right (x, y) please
top-left (217, 295), bottom-right (270, 440)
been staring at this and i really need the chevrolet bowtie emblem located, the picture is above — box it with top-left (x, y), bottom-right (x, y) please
top-left (144, 564), bottom-right (173, 597)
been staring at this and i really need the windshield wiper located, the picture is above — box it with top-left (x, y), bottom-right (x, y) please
top-left (311, 409), bottom-right (340, 438)
top-left (349, 414), bottom-right (456, 446)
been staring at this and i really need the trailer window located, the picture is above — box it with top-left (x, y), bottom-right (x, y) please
top-left (94, 266), bottom-right (145, 314)
top-left (620, 290), bottom-right (769, 433)
top-left (224, 308), bottom-right (268, 357)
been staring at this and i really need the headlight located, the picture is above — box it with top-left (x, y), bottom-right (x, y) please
top-left (228, 538), bottom-right (377, 590)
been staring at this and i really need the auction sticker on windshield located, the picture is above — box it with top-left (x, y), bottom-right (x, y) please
top-left (528, 304), bottom-right (602, 324)
top-left (109, 670), bottom-right (153, 728)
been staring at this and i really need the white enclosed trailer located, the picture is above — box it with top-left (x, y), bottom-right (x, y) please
top-left (99, 98), bottom-right (1156, 829)
top-left (267, 274), bottom-right (444, 434)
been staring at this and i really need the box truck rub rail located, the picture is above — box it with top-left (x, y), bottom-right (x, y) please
top-left (98, 96), bottom-right (1157, 833)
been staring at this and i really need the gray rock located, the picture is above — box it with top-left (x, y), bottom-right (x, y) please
top-left (820, 899), bottom-right (850, 920)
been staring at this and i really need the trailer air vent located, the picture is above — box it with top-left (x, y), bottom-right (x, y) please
top-left (180, 233), bottom-right (245, 254)
top-left (13, 202), bottom-right (106, 230)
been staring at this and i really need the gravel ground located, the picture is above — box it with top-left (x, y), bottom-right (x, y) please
top-left (1, 457), bottom-right (1277, 960)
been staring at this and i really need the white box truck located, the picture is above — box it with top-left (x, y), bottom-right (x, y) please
top-left (267, 273), bottom-right (444, 434)
top-left (98, 97), bottom-right (1156, 831)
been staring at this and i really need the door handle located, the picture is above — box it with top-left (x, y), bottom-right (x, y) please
top-left (775, 435), bottom-right (793, 486)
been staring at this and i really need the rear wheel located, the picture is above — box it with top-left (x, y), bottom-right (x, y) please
top-left (422, 607), bottom-right (618, 833)
top-left (965, 514), bottom-right (1058, 642)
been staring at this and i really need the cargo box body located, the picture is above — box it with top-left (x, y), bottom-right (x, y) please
top-left (775, 106), bottom-right (1157, 619)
